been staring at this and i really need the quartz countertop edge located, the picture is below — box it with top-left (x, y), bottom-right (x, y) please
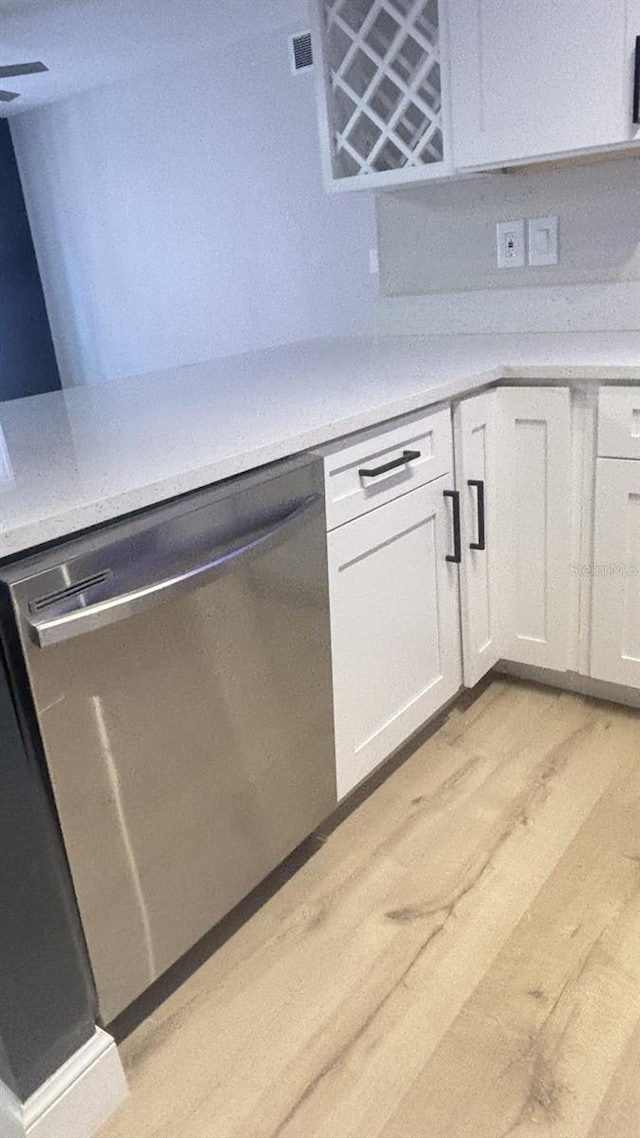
top-left (3, 331), bottom-right (640, 561)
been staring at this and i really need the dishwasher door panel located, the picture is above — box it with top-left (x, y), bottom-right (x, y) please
top-left (10, 463), bottom-right (336, 1023)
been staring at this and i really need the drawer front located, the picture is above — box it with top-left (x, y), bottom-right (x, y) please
top-left (598, 387), bottom-right (640, 459)
top-left (321, 407), bottom-right (453, 531)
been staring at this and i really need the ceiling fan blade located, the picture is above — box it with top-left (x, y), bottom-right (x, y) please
top-left (0, 90), bottom-right (20, 102)
top-left (0, 62), bottom-right (48, 80)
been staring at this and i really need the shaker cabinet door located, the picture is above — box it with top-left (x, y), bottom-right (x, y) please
top-left (496, 387), bottom-right (572, 671)
top-left (328, 476), bottom-right (462, 799)
top-left (454, 390), bottom-right (500, 687)
top-left (448, 0), bottom-right (640, 169)
top-left (591, 459), bottom-right (640, 688)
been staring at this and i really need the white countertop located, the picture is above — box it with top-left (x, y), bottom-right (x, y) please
top-left (3, 331), bottom-right (640, 559)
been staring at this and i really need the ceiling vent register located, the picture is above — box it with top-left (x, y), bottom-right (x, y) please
top-left (290, 31), bottom-right (314, 74)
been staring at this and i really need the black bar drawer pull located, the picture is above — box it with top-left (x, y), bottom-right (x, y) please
top-left (444, 489), bottom-right (461, 564)
top-left (468, 479), bottom-right (486, 551)
top-left (628, 36), bottom-right (633, 124)
top-left (358, 449), bottom-right (421, 480)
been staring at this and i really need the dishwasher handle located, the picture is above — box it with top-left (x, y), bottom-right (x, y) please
top-left (28, 493), bottom-right (321, 649)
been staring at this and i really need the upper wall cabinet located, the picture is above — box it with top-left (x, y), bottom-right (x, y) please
top-left (448, 0), bottom-right (640, 170)
top-left (311, 0), bottom-right (453, 190)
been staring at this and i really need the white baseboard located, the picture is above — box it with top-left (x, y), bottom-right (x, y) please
top-left (0, 1029), bottom-right (128, 1138)
top-left (496, 660), bottom-right (640, 710)
top-left (0, 1082), bottom-right (24, 1138)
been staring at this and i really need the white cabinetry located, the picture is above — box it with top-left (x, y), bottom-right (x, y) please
top-left (322, 406), bottom-right (453, 529)
top-left (320, 408), bottom-right (461, 800)
top-left (496, 388), bottom-right (573, 671)
top-left (328, 474), bottom-right (462, 798)
top-left (591, 459), bottom-right (640, 688)
top-left (453, 386), bottom-right (572, 681)
top-left (311, 0), bottom-right (452, 191)
top-left (312, 0), bottom-right (640, 187)
top-left (591, 387), bottom-right (640, 688)
top-left (323, 386), bottom-right (574, 798)
top-left (448, 0), bottom-right (640, 169)
top-left (318, 382), bottom-right (640, 801)
top-left (454, 390), bottom-right (500, 687)
top-left (598, 385), bottom-right (640, 459)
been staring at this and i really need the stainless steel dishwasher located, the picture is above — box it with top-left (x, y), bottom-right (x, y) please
top-left (1, 455), bottom-right (336, 1023)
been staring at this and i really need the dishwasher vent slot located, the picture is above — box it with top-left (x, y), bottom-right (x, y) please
top-left (31, 570), bottom-right (111, 612)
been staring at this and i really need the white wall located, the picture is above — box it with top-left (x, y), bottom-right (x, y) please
top-left (11, 24), bottom-right (377, 387)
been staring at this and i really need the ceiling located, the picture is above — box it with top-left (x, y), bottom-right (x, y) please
top-left (0, 0), bottom-right (306, 115)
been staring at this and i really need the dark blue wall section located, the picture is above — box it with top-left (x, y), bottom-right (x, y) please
top-left (0, 625), bottom-right (96, 1100)
top-left (0, 119), bottom-right (61, 402)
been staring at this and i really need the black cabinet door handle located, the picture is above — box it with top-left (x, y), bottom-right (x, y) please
top-left (443, 489), bottom-right (461, 564)
top-left (628, 36), bottom-right (633, 124)
top-left (468, 479), bottom-right (486, 551)
top-left (358, 449), bottom-right (421, 479)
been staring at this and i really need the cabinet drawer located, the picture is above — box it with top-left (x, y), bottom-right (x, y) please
top-left (319, 407), bottom-right (452, 531)
top-left (598, 387), bottom-right (640, 459)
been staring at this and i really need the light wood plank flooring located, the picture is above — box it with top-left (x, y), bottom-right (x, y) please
top-left (100, 678), bottom-right (640, 1138)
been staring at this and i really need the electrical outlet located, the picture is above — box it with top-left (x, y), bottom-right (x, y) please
top-left (528, 216), bottom-right (558, 266)
top-left (369, 247), bottom-right (379, 275)
top-left (496, 219), bottom-right (526, 269)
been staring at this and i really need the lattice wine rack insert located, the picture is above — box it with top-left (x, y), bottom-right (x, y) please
top-left (323, 0), bottom-right (443, 179)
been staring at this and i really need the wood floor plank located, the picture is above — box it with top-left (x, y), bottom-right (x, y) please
top-left (589, 1016), bottom-right (640, 1137)
top-left (379, 708), bottom-right (640, 1138)
top-left (99, 682), bottom-right (640, 1138)
top-left (256, 700), bottom-right (627, 1138)
top-left (438, 678), bottom-right (560, 756)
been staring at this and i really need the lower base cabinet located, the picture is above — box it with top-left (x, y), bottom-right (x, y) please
top-left (455, 386), bottom-right (572, 682)
top-left (591, 458), bottom-right (640, 688)
top-left (328, 474), bottom-right (462, 800)
top-left (496, 387), bottom-right (572, 672)
top-left (454, 390), bottom-right (500, 687)
top-left (324, 382), bottom-right (595, 801)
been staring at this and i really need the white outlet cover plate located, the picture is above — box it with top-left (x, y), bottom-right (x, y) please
top-left (528, 216), bottom-right (559, 266)
top-left (496, 219), bottom-right (525, 269)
